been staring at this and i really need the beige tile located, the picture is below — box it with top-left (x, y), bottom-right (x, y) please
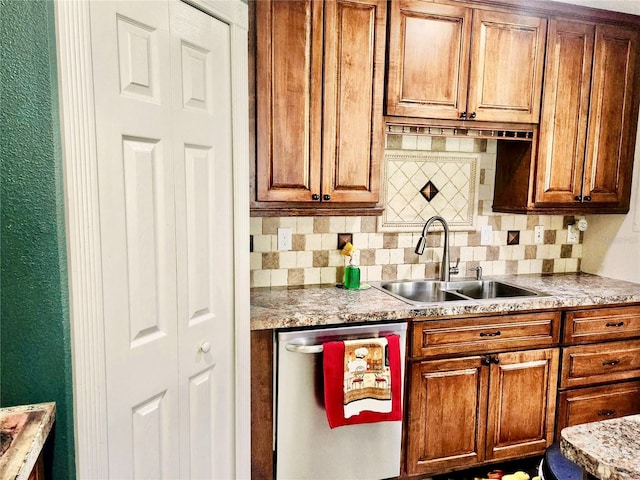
top-left (526, 215), bottom-right (541, 230)
top-left (445, 137), bottom-right (461, 151)
top-left (473, 247), bottom-right (487, 261)
top-left (459, 138), bottom-right (475, 152)
top-left (542, 259), bottom-right (554, 273)
top-left (486, 246), bottom-right (500, 261)
top-left (329, 216), bottom-right (346, 233)
top-left (486, 140), bottom-right (498, 154)
top-left (501, 216), bottom-right (515, 231)
top-left (397, 233), bottom-right (414, 248)
top-left (262, 217), bottom-right (280, 234)
top-left (320, 267), bottom-right (338, 284)
top-left (411, 264), bottom-right (426, 279)
top-left (397, 263), bottom-right (411, 280)
top-left (404, 248), bottom-right (419, 264)
top-left (360, 249), bottom-right (376, 266)
top-left (553, 259), bottom-right (567, 273)
top-left (328, 251), bottom-right (345, 267)
top-left (296, 251), bottom-right (313, 268)
top-left (505, 260), bottom-right (519, 275)
top-left (369, 233), bottom-right (384, 249)
top-left (475, 139), bottom-right (488, 152)
top-left (511, 245), bottom-right (525, 260)
top-left (572, 244), bottom-right (583, 258)
top-left (530, 259), bottom-right (543, 274)
top-left (250, 217), bottom-right (262, 235)
top-left (253, 270), bottom-right (271, 288)
top-left (386, 134), bottom-right (402, 149)
top-left (344, 216), bottom-right (362, 233)
top-left (304, 267), bottom-right (321, 285)
top-left (517, 260), bottom-right (531, 274)
top-left (460, 246), bottom-right (474, 261)
top-left (525, 245), bottom-right (537, 260)
top-left (253, 235), bottom-right (272, 253)
top-left (375, 249), bottom-right (390, 264)
top-left (250, 252), bottom-right (262, 271)
top-left (321, 233), bottom-right (336, 250)
top-left (431, 137), bottom-right (446, 151)
top-left (305, 233), bottom-right (323, 251)
top-left (513, 215), bottom-right (528, 231)
top-left (491, 260), bottom-right (506, 275)
top-left (499, 246), bottom-right (511, 260)
top-left (364, 265), bottom-right (382, 282)
top-left (550, 216), bottom-right (565, 230)
top-left (383, 233), bottom-right (398, 248)
top-left (292, 234), bottom-right (306, 251)
top-left (280, 217), bottom-right (297, 229)
top-left (402, 135), bottom-right (418, 150)
top-left (390, 248), bottom-right (405, 264)
top-left (417, 136), bottom-right (432, 150)
top-left (566, 258), bottom-right (579, 272)
top-left (271, 269), bottom-right (288, 286)
top-left (278, 251), bottom-right (298, 268)
top-left (297, 217), bottom-right (315, 234)
top-left (453, 232), bottom-right (469, 247)
top-left (352, 232), bottom-right (370, 249)
top-left (424, 263), bottom-right (437, 278)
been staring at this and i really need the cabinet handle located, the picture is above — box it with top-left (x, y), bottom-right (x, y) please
top-left (602, 359), bottom-right (620, 366)
top-left (323, 194), bottom-right (331, 201)
top-left (312, 193), bottom-right (320, 201)
top-left (469, 112), bottom-right (476, 119)
top-left (583, 195), bottom-right (592, 202)
top-left (479, 331), bottom-right (501, 337)
top-left (605, 321), bottom-right (624, 327)
top-left (597, 409), bottom-right (616, 417)
top-left (460, 111), bottom-right (467, 119)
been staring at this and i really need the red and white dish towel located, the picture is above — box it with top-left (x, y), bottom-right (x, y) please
top-left (323, 334), bottom-right (402, 428)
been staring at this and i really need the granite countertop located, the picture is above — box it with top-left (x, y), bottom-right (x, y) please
top-left (561, 414), bottom-right (640, 480)
top-left (250, 272), bottom-right (640, 330)
top-left (0, 402), bottom-right (55, 480)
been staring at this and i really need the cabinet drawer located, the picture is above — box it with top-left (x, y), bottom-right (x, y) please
top-left (564, 305), bottom-right (640, 344)
top-left (412, 312), bottom-right (560, 358)
top-left (560, 339), bottom-right (640, 388)
top-left (556, 380), bottom-right (640, 438)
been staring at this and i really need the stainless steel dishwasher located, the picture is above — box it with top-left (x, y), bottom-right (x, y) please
top-left (276, 322), bottom-right (407, 480)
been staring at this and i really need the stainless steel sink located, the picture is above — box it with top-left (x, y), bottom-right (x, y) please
top-left (373, 279), bottom-right (547, 305)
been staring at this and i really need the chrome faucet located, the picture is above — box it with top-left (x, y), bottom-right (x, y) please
top-left (415, 215), bottom-right (459, 282)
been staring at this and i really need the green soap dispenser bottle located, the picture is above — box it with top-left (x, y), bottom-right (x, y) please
top-left (343, 252), bottom-right (361, 289)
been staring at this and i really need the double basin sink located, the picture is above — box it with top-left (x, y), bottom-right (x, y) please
top-left (374, 279), bottom-right (548, 306)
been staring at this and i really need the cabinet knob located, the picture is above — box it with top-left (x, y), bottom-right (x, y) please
top-left (583, 195), bottom-right (592, 202)
top-left (460, 111), bottom-right (467, 119)
top-left (312, 193), bottom-right (320, 201)
top-left (482, 356), bottom-right (491, 366)
top-left (199, 341), bottom-right (211, 353)
top-left (575, 195), bottom-right (582, 202)
top-left (469, 112), bottom-right (476, 119)
top-left (323, 194), bottom-right (331, 201)
top-left (491, 356), bottom-right (500, 364)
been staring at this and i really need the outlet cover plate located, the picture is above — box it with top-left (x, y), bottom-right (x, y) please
top-left (278, 227), bottom-right (292, 251)
top-left (567, 224), bottom-right (579, 244)
top-left (481, 225), bottom-right (492, 245)
top-left (534, 225), bottom-right (544, 244)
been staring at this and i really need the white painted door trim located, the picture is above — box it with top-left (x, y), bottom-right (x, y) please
top-left (53, 1), bottom-right (250, 477)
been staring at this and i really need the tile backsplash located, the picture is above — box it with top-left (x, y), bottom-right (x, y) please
top-left (250, 135), bottom-right (583, 288)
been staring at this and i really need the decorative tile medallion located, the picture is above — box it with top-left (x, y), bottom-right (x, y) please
top-left (507, 230), bottom-right (520, 245)
top-left (379, 150), bottom-right (481, 232)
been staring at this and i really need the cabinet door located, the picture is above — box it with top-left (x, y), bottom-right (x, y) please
top-left (467, 10), bottom-right (546, 123)
top-left (406, 356), bottom-right (488, 476)
top-left (535, 20), bottom-right (594, 205)
top-left (486, 348), bottom-right (558, 461)
top-left (583, 24), bottom-right (639, 207)
top-left (256, 0), bottom-right (323, 202)
top-left (321, 0), bottom-right (385, 203)
top-left (386, 0), bottom-right (471, 119)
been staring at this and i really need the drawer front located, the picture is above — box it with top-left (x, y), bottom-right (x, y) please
top-left (412, 312), bottom-right (560, 358)
top-left (556, 380), bottom-right (640, 438)
top-left (560, 338), bottom-right (640, 388)
top-left (564, 305), bottom-right (640, 344)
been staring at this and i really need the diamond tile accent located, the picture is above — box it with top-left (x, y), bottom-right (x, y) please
top-left (380, 150), bottom-right (481, 232)
top-left (420, 181), bottom-right (439, 202)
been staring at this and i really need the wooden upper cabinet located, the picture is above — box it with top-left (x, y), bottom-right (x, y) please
top-left (255, 0), bottom-right (385, 205)
top-left (386, 0), bottom-right (546, 123)
top-left (256, 0), bottom-right (322, 202)
top-left (583, 24), bottom-right (639, 207)
top-left (467, 10), bottom-right (546, 123)
top-left (535, 20), bottom-right (639, 211)
top-left (386, 1), bottom-right (471, 119)
top-left (536, 19), bottom-right (594, 205)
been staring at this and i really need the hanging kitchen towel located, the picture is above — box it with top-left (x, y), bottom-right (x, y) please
top-left (323, 334), bottom-right (402, 428)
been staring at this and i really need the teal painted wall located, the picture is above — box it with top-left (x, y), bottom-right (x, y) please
top-left (1, 0), bottom-right (76, 479)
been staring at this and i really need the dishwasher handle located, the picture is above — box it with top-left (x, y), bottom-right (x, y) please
top-left (285, 343), bottom-right (324, 354)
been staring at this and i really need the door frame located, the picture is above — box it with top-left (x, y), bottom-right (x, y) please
top-left (53, 1), bottom-right (250, 477)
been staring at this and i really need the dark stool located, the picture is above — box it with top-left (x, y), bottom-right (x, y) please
top-left (541, 443), bottom-right (584, 480)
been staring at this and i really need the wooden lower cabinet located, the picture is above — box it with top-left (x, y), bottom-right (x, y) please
top-left (406, 348), bottom-right (558, 476)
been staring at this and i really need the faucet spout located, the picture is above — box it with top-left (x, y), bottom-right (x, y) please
top-left (415, 215), bottom-right (452, 282)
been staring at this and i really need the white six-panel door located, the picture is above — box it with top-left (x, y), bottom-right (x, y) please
top-left (88, 1), bottom-right (237, 477)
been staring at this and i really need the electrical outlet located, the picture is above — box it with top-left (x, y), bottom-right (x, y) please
top-left (481, 225), bottom-right (492, 245)
top-left (567, 224), bottom-right (579, 244)
top-left (534, 225), bottom-right (544, 244)
top-left (277, 227), bottom-right (292, 251)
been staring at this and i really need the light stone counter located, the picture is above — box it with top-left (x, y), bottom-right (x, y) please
top-left (251, 272), bottom-right (640, 330)
top-left (0, 402), bottom-right (55, 480)
top-left (561, 414), bottom-right (640, 480)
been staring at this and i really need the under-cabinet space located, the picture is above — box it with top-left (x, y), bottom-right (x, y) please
top-left (386, 0), bottom-right (546, 123)
top-left (556, 380), bottom-right (640, 439)
top-left (406, 348), bottom-right (558, 476)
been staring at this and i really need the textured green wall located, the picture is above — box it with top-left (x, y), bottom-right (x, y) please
top-left (0, 0), bottom-right (76, 479)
